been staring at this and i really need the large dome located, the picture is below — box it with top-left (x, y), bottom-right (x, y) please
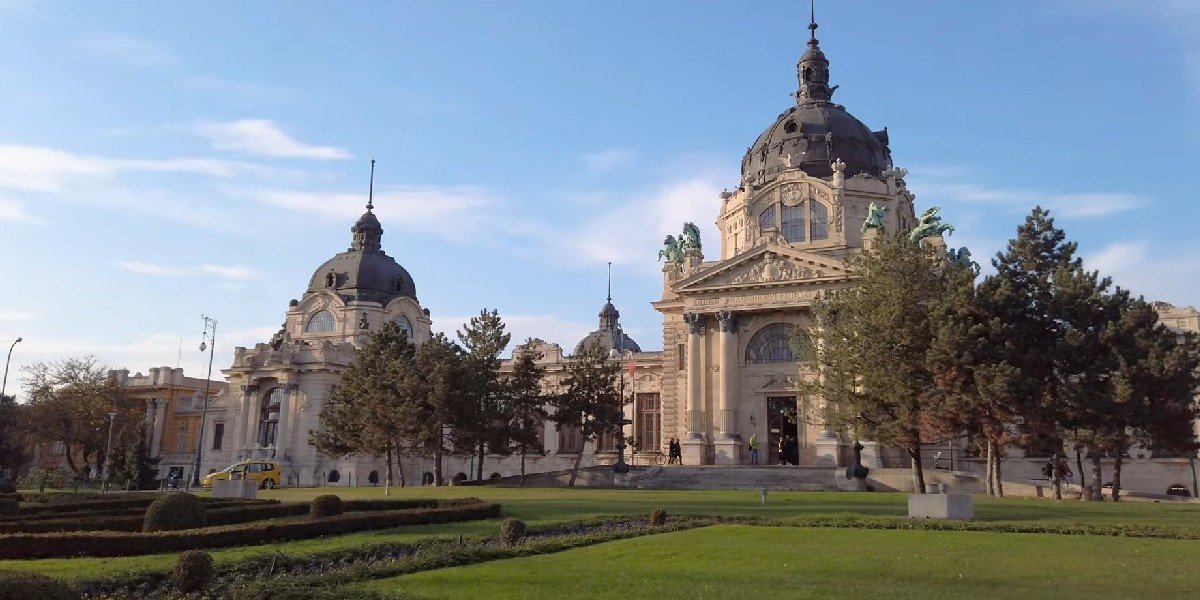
top-left (306, 208), bottom-right (417, 304)
top-left (741, 24), bottom-right (891, 182)
top-left (573, 301), bottom-right (641, 355)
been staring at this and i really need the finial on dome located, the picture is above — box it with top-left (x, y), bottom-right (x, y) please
top-left (808, 0), bottom-right (818, 45)
top-left (606, 261), bottom-right (612, 304)
top-left (796, 0), bottom-right (832, 103)
top-left (366, 158), bottom-right (376, 212)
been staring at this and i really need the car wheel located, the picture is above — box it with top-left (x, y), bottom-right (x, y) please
top-left (262, 479), bottom-right (275, 490)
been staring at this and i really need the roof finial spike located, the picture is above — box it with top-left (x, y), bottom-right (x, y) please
top-left (808, 0), bottom-right (819, 45)
top-left (367, 158), bottom-right (376, 212)
top-left (606, 261), bottom-right (612, 304)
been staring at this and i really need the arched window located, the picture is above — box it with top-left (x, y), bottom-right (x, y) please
top-left (810, 201), bottom-right (829, 241)
top-left (306, 310), bottom-right (335, 333)
top-left (327, 469), bottom-right (340, 483)
top-left (746, 323), bottom-right (797, 363)
top-left (781, 204), bottom-right (805, 242)
top-left (758, 205), bottom-right (777, 232)
top-left (394, 315), bottom-right (413, 339)
top-left (257, 388), bottom-right (282, 447)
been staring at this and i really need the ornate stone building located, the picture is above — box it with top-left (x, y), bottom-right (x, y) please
top-left (652, 20), bottom-right (914, 467)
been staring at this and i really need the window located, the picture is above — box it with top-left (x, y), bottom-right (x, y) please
top-left (781, 204), bottom-right (805, 242)
top-left (176, 423), bottom-right (189, 453)
top-left (758, 205), bottom-right (777, 232)
top-left (636, 393), bottom-right (661, 452)
top-left (305, 310), bottom-right (335, 333)
top-left (258, 388), bottom-right (282, 447)
top-left (810, 201), bottom-right (829, 241)
top-left (50, 441), bottom-right (65, 455)
top-left (746, 323), bottom-right (797, 363)
top-left (394, 314), bottom-right (413, 339)
top-left (212, 423), bottom-right (224, 450)
top-left (558, 423), bottom-right (583, 454)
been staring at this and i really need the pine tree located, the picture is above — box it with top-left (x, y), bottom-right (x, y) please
top-left (411, 333), bottom-right (469, 486)
top-left (456, 309), bottom-right (512, 481)
top-left (794, 232), bottom-right (954, 493)
top-left (505, 340), bottom-right (549, 486)
top-left (550, 340), bottom-right (622, 486)
top-left (312, 322), bottom-right (416, 494)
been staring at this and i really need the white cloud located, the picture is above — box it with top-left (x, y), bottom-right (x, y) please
top-left (0, 197), bottom-right (40, 223)
top-left (196, 119), bottom-right (352, 160)
top-left (0, 311), bottom-right (33, 323)
top-left (581, 149), bottom-right (636, 176)
top-left (79, 32), bottom-right (178, 68)
top-left (1084, 240), bottom-right (1200, 306)
top-left (905, 168), bottom-right (1142, 219)
top-left (431, 313), bottom-right (596, 357)
top-left (118, 261), bottom-right (260, 282)
top-left (0, 144), bottom-right (257, 193)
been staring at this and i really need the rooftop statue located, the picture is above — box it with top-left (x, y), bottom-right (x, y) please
top-left (861, 202), bottom-right (889, 233)
top-left (909, 206), bottom-right (954, 244)
top-left (948, 246), bottom-right (978, 271)
top-left (680, 222), bottom-right (702, 252)
top-left (658, 235), bottom-right (684, 264)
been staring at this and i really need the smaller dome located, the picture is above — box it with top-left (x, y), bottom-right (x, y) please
top-left (573, 300), bottom-right (641, 355)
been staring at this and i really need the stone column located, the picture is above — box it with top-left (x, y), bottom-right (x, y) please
top-left (681, 312), bottom-right (707, 465)
top-left (275, 383), bottom-right (297, 460)
top-left (241, 385), bottom-right (259, 455)
top-left (713, 311), bottom-right (742, 465)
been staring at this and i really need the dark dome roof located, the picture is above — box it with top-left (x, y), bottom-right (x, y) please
top-left (573, 301), bottom-right (641, 355)
top-left (742, 102), bottom-right (891, 181)
top-left (741, 28), bottom-right (891, 182)
top-left (306, 208), bottom-right (417, 304)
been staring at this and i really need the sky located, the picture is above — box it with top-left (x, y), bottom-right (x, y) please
top-left (1, 0), bottom-right (1198, 396)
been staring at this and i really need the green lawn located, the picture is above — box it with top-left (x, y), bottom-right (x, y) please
top-left (355, 524), bottom-right (1200, 599)
top-left (3, 486), bottom-right (1200, 582)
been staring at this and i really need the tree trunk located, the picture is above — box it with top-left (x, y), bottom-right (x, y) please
top-left (396, 455), bottom-right (406, 488)
top-left (568, 445), bottom-right (584, 487)
top-left (434, 447), bottom-right (444, 486)
top-left (1052, 449), bottom-right (1063, 500)
top-left (1091, 454), bottom-right (1104, 501)
top-left (476, 440), bottom-right (485, 481)
top-left (520, 443), bottom-right (527, 487)
top-left (1112, 444), bottom-right (1124, 503)
top-left (1075, 448), bottom-right (1087, 500)
top-left (994, 451), bottom-right (1004, 498)
top-left (985, 440), bottom-right (995, 496)
top-left (908, 447), bottom-right (926, 493)
top-left (384, 443), bottom-right (393, 496)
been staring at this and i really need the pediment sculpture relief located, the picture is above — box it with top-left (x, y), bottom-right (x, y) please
top-left (730, 252), bottom-right (822, 285)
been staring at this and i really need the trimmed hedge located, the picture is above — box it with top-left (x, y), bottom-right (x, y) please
top-left (0, 483), bottom-right (16, 494)
top-left (310, 495), bottom-right (343, 519)
top-left (173, 550), bottom-right (215, 594)
top-left (500, 518), bottom-right (526, 546)
top-left (0, 570), bottom-right (78, 600)
top-left (0, 493), bottom-right (22, 503)
top-left (0, 499), bottom-right (499, 559)
top-left (143, 492), bottom-right (207, 532)
top-left (0, 498), bottom-right (17, 516)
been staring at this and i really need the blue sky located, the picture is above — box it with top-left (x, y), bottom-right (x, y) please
top-left (1, 1), bottom-right (1198, 394)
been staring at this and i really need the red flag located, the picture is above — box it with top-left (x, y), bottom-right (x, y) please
top-left (627, 361), bottom-right (636, 378)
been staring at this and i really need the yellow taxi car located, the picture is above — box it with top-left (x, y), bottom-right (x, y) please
top-left (202, 460), bottom-right (282, 489)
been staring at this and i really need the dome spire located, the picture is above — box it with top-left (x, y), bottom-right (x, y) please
top-left (350, 158), bottom-right (383, 253)
top-left (796, 0), bottom-right (834, 104)
top-left (606, 261), bottom-right (612, 304)
top-left (366, 158), bottom-right (376, 212)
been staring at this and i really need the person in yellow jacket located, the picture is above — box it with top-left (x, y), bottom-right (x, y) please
top-left (748, 433), bottom-right (760, 465)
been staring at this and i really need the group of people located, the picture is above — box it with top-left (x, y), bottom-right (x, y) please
top-left (666, 437), bottom-right (683, 465)
top-left (1042, 459), bottom-right (1074, 485)
top-left (664, 434), bottom-right (799, 466)
top-left (776, 435), bottom-right (800, 466)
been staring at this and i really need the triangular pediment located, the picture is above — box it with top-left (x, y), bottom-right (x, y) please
top-left (674, 244), bottom-right (851, 293)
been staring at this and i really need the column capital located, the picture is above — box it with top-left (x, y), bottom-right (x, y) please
top-left (715, 310), bottom-right (738, 333)
top-left (683, 312), bottom-right (705, 334)
top-left (240, 383), bottom-right (259, 395)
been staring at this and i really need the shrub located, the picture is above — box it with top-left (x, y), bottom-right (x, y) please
top-left (0, 493), bottom-right (22, 503)
top-left (143, 492), bottom-right (207, 532)
top-left (500, 518), bottom-right (526, 546)
top-left (649, 508), bottom-right (667, 526)
top-left (0, 498), bottom-right (18, 516)
top-left (0, 483), bottom-right (15, 494)
top-left (0, 570), bottom-right (78, 600)
top-left (172, 550), bottom-right (214, 594)
top-left (309, 495), bottom-right (344, 519)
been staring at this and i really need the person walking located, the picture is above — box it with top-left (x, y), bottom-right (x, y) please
top-left (668, 438), bottom-right (681, 465)
top-left (748, 433), bottom-right (760, 466)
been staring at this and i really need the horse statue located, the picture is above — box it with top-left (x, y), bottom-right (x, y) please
top-left (680, 222), bottom-right (702, 252)
top-left (909, 206), bottom-right (955, 244)
top-left (948, 246), bottom-right (978, 271)
top-left (658, 235), bottom-right (684, 264)
top-left (861, 202), bottom-right (889, 233)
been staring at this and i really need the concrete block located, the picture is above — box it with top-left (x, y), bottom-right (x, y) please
top-left (908, 493), bottom-right (973, 519)
top-left (212, 479), bottom-right (258, 499)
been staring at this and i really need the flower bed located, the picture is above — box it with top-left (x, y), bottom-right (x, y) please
top-left (0, 498), bottom-right (498, 559)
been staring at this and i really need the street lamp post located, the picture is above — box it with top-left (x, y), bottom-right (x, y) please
top-left (101, 411), bottom-right (117, 493)
top-left (610, 347), bottom-right (631, 474)
top-left (191, 316), bottom-right (217, 488)
top-left (1, 337), bottom-right (22, 400)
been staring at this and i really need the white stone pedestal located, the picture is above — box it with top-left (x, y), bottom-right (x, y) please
top-left (212, 479), bottom-right (258, 499)
top-left (908, 493), bottom-right (973, 519)
top-left (814, 433), bottom-right (841, 467)
top-left (681, 438), bottom-right (707, 466)
top-left (713, 438), bottom-right (742, 465)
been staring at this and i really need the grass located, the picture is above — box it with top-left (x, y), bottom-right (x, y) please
top-left (3, 486), bottom-right (1200, 582)
top-left (354, 524), bottom-right (1200, 599)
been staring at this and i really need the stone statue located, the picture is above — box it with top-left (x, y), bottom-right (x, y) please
top-left (269, 323), bottom-right (287, 351)
top-left (782, 153), bottom-right (793, 168)
top-left (909, 206), bottom-right (955, 244)
top-left (831, 158), bottom-right (846, 174)
top-left (359, 313), bottom-right (369, 330)
top-left (948, 246), bottom-right (978, 271)
top-left (861, 202), bottom-right (889, 233)
top-left (845, 441), bottom-right (869, 480)
top-left (658, 235), bottom-right (684, 264)
top-left (325, 270), bottom-right (335, 287)
top-left (680, 222), bottom-right (702, 252)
